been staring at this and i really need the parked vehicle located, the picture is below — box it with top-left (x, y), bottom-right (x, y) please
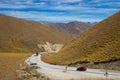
top-left (30, 63), bottom-right (38, 68)
top-left (30, 63), bottom-right (37, 65)
top-left (35, 52), bottom-right (39, 56)
top-left (76, 67), bottom-right (87, 71)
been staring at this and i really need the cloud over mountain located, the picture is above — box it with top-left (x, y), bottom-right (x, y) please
top-left (0, 0), bottom-right (119, 22)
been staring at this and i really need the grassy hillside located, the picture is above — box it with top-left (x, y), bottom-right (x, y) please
top-left (42, 11), bottom-right (120, 65)
top-left (0, 53), bottom-right (31, 80)
top-left (0, 14), bottom-right (70, 52)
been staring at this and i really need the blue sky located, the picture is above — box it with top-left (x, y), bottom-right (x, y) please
top-left (0, 0), bottom-right (120, 23)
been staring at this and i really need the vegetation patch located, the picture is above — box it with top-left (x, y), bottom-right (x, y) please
top-left (0, 53), bottom-right (31, 80)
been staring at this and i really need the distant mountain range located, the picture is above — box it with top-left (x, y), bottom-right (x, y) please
top-left (41, 21), bottom-right (90, 37)
top-left (87, 22), bottom-right (97, 25)
top-left (42, 11), bottom-right (120, 69)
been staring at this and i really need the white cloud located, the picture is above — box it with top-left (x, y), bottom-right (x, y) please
top-left (0, 10), bottom-right (102, 22)
top-left (0, 4), bottom-right (27, 8)
top-left (52, 0), bottom-right (82, 3)
top-left (91, 0), bottom-right (102, 3)
top-left (0, 0), bottom-right (119, 22)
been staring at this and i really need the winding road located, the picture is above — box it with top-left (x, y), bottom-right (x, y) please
top-left (25, 52), bottom-right (120, 80)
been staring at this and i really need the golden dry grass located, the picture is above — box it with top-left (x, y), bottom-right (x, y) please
top-left (42, 11), bottom-right (120, 65)
top-left (0, 53), bottom-right (31, 80)
top-left (0, 14), bottom-right (70, 53)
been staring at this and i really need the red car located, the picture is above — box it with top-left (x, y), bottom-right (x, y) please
top-left (76, 67), bottom-right (87, 71)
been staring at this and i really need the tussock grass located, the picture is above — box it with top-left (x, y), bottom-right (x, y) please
top-left (42, 11), bottom-right (120, 66)
top-left (0, 53), bottom-right (31, 80)
top-left (0, 14), bottom-right (70, 53)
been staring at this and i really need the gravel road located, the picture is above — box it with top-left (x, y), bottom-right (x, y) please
top-left (26, 52), bottom-right (120, 80)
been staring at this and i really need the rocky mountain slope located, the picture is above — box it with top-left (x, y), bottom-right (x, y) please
top-left (42, 21), bottom-right (90, 37)
top-left (38, 42), bottom-right (63, 52)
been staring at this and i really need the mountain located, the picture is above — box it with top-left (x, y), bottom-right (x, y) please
top-left (87, 22), bottom-right (97, 26)
top-left (42, 21), bottom-right (90, 37)
top-left (0, 14), bottom-right (70, 52)
top-left (42, 11), bottom-right (120, 66)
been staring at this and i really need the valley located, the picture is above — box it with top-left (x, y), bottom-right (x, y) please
top-left (0, 7), bottom-right (119, 80)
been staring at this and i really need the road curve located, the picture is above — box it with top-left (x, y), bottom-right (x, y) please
top-left (25, 52), bottom-right (120, 80)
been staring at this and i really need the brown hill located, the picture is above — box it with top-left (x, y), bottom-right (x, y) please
top-left (42, 21), bottom-right (90, 37)
top-left (42, 11), bottom-right (120, 66)
top-left (0, 14), bottom-right (70, 52)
